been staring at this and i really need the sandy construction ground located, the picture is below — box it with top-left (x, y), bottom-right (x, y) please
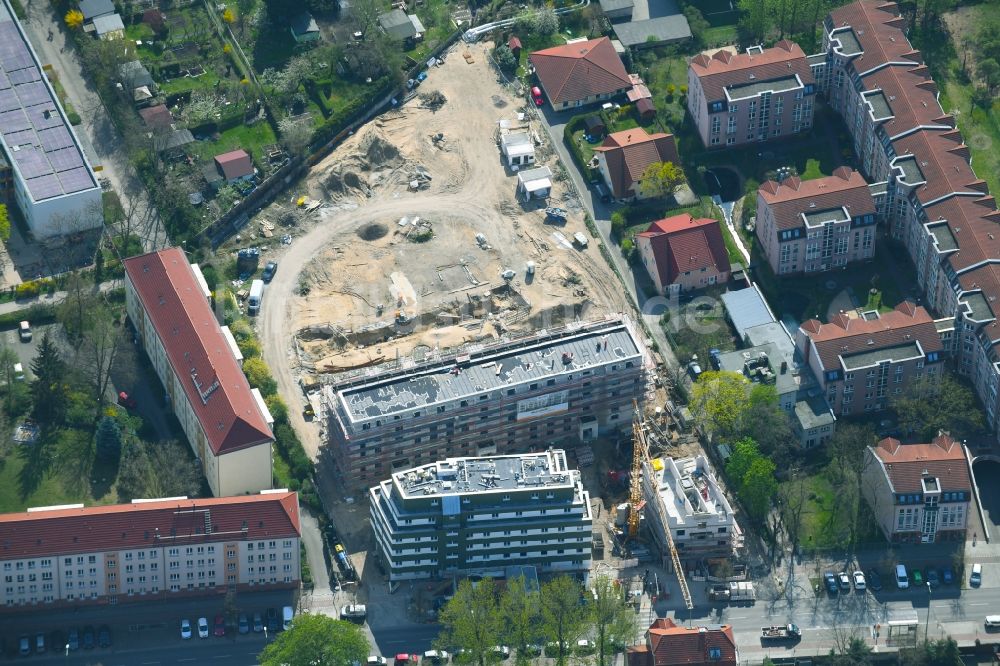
top-left (254, 42), bottom-right (630, 457)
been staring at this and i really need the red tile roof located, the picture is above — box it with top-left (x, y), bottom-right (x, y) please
top-left (636, 213), bottom-right (730, 286)
top-left (873, 435), bottom-right (971, 493)
top-left (594, 128), bottom-right (679, 199)
top-left (689, 40), bottom-right (815, 104)
top-left (529, 38), bottom-right (630, 105)
top-left (758, 167), bottom-right (874, 231)
top-left (861, 63), bottom-right (951, 138)
top-left (800, 301), bottom-right (943, 371)
top-left (923, 196), bottom-right (1000, 273)
top-left (508, 36), bottom-right (522, 50)
top-left (626, 618), bottom-right (737, 666)
top-left (891, 129), bottom-right (979, 205)
top-left (827, 0), bottom-right (920, 73)
top-left (0, 492), bottom-right (300, 560)
top-left (124, 248), bottom-right (272, 456)
top-left (214, 149), bottom-right (254, 180)
top-left (138, 104), bottom-right (173, 130)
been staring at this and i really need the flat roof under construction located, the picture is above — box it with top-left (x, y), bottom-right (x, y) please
top-left (0, 0), bottom-right (97, 202)
top-left (393, 450), bottom-right (575, 499)
top-left (334, 318), bottom-right (643, 422)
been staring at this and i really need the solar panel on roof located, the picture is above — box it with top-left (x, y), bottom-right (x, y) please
top-left (7, 66), bottom-right (38, 85)
top-left (0, 88), bottom-right (19, 112)
top-left (16, 81), bottom-right (49, 107)
top-left (47, 147), bottom-right (84, 172)
top-left (0, 71), bottom-right (11, 90)
top-left (58, 168), bottom-right (95, 194)
top-left (37, 126), bottom-right (72, 152)
top-left (27, 105), bottom-right (61, 130)
top-left (3, 129), bottom-right (33, 145)
top-left (25, 172), bottom-right (62, 200)
top-left (13, 147), bottom-right (53, 178)
top-left (0, 108), bottom-right (28, 132)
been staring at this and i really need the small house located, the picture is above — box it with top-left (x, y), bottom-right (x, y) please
top-left (379, 9), bottom-right (425, 41)
top-left (153, 129), bottom-right (195, 156)
top-left (516, 166), bottom-right (552, 200)
top-left (500, 132), bottom-right (535, 168)
top-left (507, 35), bottom-right (522, 59)
top-left (583, 115), bottom-right (605, 139)
top-left (79, 0), bottom-right (115, 22)
top-left (290, 12), bottom-right (321, 43)
top-left (598, 0), bottom-right (634, 21)
top-left (93, 13), bottom-right (125, 40)
top-left (214, 149), bottom-right (256, 185)
top-left (139, 104), bottom-right (173, 131)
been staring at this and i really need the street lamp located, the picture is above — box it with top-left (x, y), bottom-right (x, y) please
top-left (924, 581), bottom-right (932, 642)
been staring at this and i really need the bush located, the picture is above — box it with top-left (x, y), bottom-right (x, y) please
top-left (67, 111), bottom-right (82, 126)
top-left (610, 210), bottom-right (627, 238)
top-left (242, 357), bottom-right (278, 396)
top-left (562, 114), bottom-right (593, 177)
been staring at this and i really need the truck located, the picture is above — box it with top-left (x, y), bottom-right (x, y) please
top-left (761, 624), bottom-right (800, 641)
top-left (247, 279), bottom-right (264, 316)
top-left (708, 584), bottom-right (730, 601)
top-left (340, 604), bottom-right (367, 622)
top-left (728, 581), bottom-right (756, 603)
top-left (573, 232), bottom-right (589, 249)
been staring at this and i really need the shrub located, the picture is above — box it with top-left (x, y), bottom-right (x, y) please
top-left (610, 210), bottom-right (627, 238)
top-left (242, 357), bottom-right (278, 396)
top-left (67, 111), bottom-right (82, 126)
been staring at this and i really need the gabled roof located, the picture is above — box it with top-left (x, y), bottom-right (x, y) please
top-left (529, 38), bottom-right (630, 105)
top-left (627, 618), bottom-right (737, 666)
top-left (93, 12), bottom-right (124, 35)
top-left (827, 0), bottom-right (921, 74)
top-left (123, 248), bottom-right (273, 456)
top-left (214, 149), bottom-right (254, 180)
top-left (800, 302), bottom-right (943, 371)
top-left (138, 104), bottom-right (173, 130)
top-left (508, 36), bottom-right (522, 50)
top-left (79, 0), bottom-right (115, 20)
top-left (860, 62), bottom-right (950, 138)
top-left (891, 128), bottom-right (978, 205)
top-left (0, 492), bottom-right (300, 560)
top-left (379, 9), bottom-right (416, 39)
top-left (872, 434), bottom-right (971, 493)
top-left (636, 213), bottom-right (730, 286)
top-left (758, 167), bottom-right (875, 231)
top-left (689, 40), bottom-right (814, 103)
top-left (291, 11), bottom-right (319, 36)
top-left (594, 128), bottom-right (679, 199)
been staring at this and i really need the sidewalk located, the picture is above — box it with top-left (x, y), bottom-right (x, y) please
top-left (0, 281), bottom-right (118, 317)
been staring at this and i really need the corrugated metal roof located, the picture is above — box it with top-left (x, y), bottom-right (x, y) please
top-left (720, 285), bottom-right (776, 337)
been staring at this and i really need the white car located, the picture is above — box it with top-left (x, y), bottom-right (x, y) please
top-left (180, 619), bottom-right (192, 640)
top-left (492, 646), bottom-right (510, 659)
top-left (852, 571), bottom-right (866, 590)
top-left (367, 658), bottom-right (387, 666)
top-left (424, 650), bottom-right (450, 663)
top-left (197, 617), bottom-right (209, 639)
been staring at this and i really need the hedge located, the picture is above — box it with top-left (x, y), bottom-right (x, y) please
top-left (310, 77), bottom-right (393, 151)
top-left (562, 114), bottom-right (591, 177)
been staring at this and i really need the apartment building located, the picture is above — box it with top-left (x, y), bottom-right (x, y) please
top-left (369, 450), bottom-right (592, 581)
top-left (626, 619), bottom-right (738, 666)
top-left (641, 455), bottom-right (740, 563)
top-left (124, 248), bottom-right (275, 497)
top-left (796, 302), bottom-right (944, 416)
top-left (818, 0), bottom-right (1000, 438)
top-left (0, 0), bottom-right (102, 238)
top-left (635, 213), bottom-right (731, 294)
top-left (755, 167), bottom-right (879, 275)
top-left (324, 316), bottom-right (649, 490)
top-left (686, 40), bottom-right (817, 149)
top-left (862, 434), bottom-right (972, 544)
top-left (0, 491), bottom-right (300, 611)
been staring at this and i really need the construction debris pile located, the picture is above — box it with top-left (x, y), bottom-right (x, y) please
top-left (420, 90), bottom-right (447, 110)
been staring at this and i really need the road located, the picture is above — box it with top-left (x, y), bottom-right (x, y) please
top-left (20, 3), bottom-right (165, 251)
top-left (533, 107), bottom-right (680, 372)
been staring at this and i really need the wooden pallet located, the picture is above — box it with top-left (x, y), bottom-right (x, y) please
top-left (463, 51), bottom-right (474, 63)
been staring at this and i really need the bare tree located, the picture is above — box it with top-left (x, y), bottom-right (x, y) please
top-left (81, 303), bottom-right (124, 415)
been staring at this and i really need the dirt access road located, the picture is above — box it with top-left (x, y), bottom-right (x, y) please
top-left (258, 42), bottom-right (630, 461)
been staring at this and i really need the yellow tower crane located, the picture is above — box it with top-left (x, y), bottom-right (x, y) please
top-left (628, 404), bottom-right (693, 610)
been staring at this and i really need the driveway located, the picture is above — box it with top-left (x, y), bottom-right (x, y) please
top-left (21, 4), bottom-right (166, 251)
top-left (535, 105), bottom-right (680, 371)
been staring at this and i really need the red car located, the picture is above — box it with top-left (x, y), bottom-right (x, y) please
top-left (213, 615), bottom-right (226, 637)
top-left (117, 391), bottom-right (137, 409)
top-left (531, 86), bottom-right (544, 107)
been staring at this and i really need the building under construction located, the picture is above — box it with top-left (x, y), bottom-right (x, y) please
top-left (323, 315), bottom-right (649, 490)
top-left (641, 454), bottom-right (742, 563)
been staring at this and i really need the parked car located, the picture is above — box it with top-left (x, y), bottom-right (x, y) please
top-left (18, 320), bottom-right (31, 342)
top-left (866, 569), bottom-right (883, 592)
top-left (943, 566), bottom-right (954, 585)
top-left (98, 625), bottom-right (112, 648)
top-left (68, 627), bottom-right (80, 651)
top-left (913, 569), bottom-right (923, 586)
top-left (423, 650), bottom-right (449, 664)
top-left (252, 613), bottom-right (264, 633)
top-left (971, 563), bottom-right (982, 587)
top-left (238, 614), bottom-right (249, 634)
top-left (824, 572), bottom-right (838, 594)
top-left (368, 657), bottom-right (388, 666)
top-left (986, 615), bottom-right (1000, 629)
top-left (266, 608), bottom-right (279, 632)
top-left (837, 572), bottom-right (851, 592)
top-left (180, 619), bottom-right (192, 640)
top-left (531, 86), bottom-right (544, 106)
top-left (575, 640), bottom-right (594, 655)
top-left (262, 261), bottom-right (278, 283)
top-left (213, 615), bottom-right (226, 637)
top-left (927, 569), bottom-right (940, 588)
top-left (18, 636), bottom-right (29, 656)
top-left (35, 632), bottom-right (45, 654)
top-left (197, 617), bottom-right (209, 639)
top-left (492, 646), bottom-right (511, 659)
top-left (82, 625), bottom-right (95, 650)
top-left (852, 571), bottom-right (866, 591)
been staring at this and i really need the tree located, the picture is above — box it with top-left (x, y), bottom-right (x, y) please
top-left (278, 116), bottom-right (314, 156)
top-left (737, 0), bottom-right (772, 43)
top-left (0, 344), bottom-right (21, 416)
top-left (899, 638), bottom-right (962, 666)
top-left (243, 357), bottom-right (277, 396)
top-left (222, 7), bottom-right (236, 24)
top-left (638, 161), bottom-right (685, 200)
top-left (95, 416), bottom-right (122, 462)
top-left (978, 59), bottom-right (1000, 94)
top-left (30, 331), bottom-right (67, 427)
top-left (117, 439), bottom-right (202, 502)
top-left (438, 578), bottom-right (502, 666)
top-left (81, 304), bottom-right (124, 415)
top-left (690, 370), bottom-right (751, 439)
top-left (590, 575), bottom-right (634, 666)
top-left (725, 437), bottom-right (761, 486)
top-left (741, 456), bottom-right (778, 520)
top-left (493, 44), bottom-right (517, 72)
top-left (534, 8), bottom-right (558, 35)
top-left (892, 373), bottom-right (983, 441)
top-left (500, 575), bottom-right (542, 665)
top-left (259, 614), bottom-right (369, 666)
top-left (0, 203), bottom-right (9, 242)
top-left (540, 576), bottom-right (590, 666)
top-left (65, 9), bottom-right (84, 28)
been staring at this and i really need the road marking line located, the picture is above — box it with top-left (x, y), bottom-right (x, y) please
top-left (728, 616), bottom-right (747, 620)
top-left (970, 602), bottom-right (989, 606)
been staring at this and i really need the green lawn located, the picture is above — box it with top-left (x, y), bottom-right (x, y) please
top-left (188, 121), bottom-right (278, 164)
top-left (783, 470), bottom-right (884, 553)
top-left (702, 24), bottom-right (739, 46)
